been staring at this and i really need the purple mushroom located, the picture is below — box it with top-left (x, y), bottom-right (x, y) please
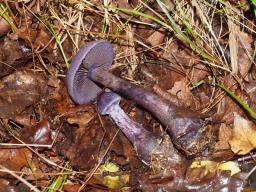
top-left (67, 40), bottom-right (113, 104)
top-left (97, 91), bottom-right (160, 164)
top-left (66, 40), bottom-right (210, 157)
top-left (66, 42), bottom-right (246, 191)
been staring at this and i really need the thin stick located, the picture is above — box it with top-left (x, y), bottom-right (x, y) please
top-left (0, 165), bottom-right (41, 192)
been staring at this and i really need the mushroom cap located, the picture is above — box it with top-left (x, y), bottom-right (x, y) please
top-left (97, 91), bottom-right (121, 115)
top-left (67, 40), bottom-right (113, 104)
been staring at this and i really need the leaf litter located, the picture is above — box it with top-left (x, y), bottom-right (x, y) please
top-left (0, 0), bottom-right (256, 191)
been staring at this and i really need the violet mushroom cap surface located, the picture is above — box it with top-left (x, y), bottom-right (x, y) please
top-left (66, 40), bottom-right (113, 104)
top-left (98, 91), bottom-right (121, 115)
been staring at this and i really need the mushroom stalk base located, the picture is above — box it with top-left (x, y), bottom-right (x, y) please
top-left (89, 67), bottom-right (209, 156)
top-left (106, 103), bottom-right (160, 164)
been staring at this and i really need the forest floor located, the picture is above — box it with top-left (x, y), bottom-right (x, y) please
top-left (1, 0), bottom-right (256, 191)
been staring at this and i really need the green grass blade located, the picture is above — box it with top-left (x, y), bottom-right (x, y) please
top-left (111, 0), bottom-right (150, 41)
top-left (44, 164), bottom-right (69, 192)
top-left (0, 3), bottom-right (17, 32)
top-left (45, 174), bottom-right (68, 192)
top-left (191, 80), bottom-right (205, 90)
top-left (46, 21), bottom-right (70, 68)
top-left (216, 83), bottom-right (256, 119)
top-left (115, 7), bottom-right (216, 62)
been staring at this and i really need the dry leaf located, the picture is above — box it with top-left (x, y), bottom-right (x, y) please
top-left (190, 160), bottom-right (240, 176)
top-left (162, 40), bottom-right (200, 67)
top-left (0, 18), bottom-right (10, 37)
top-left (0, 148), bottom-right (32, 177)
top-left (215, 123), bottom-right (232, 150)
top-left (0, 37), bottom-right (31, 78)
top-left (229, 113), bottom-right (256, 155)
top-left (0, 70), bottom-right (47, 118)
top-left (146, 29), bottom-right (165, 47)
top-left (34, 28), bottom-right (52, 49)
top-left (67, 112), bottom-right (94, 127)
top-left (217, 161), bottom-right (241, 176)
top-left (238, 31), bottom-right (253, 80)
top-left (190, 63), bottom-right (209, 84)
top-left (168, 79), bottom-right (192, 107)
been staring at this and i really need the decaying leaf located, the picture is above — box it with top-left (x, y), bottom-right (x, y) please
top-left (0, 147), bottom-right (32, 177)
top-left (162, 40), bottom-right (199, 68)
top-left (0, 70), bottom-right (47, 118)
top-left (20, 119), bottom-right (53, 145)
top-left (34, 28), bottom-right (53, 49)
top-left (168, 78), bottom-right (193, 107)
top-left (218, 161), bottom-right (241, 176)
top-left (238, 31), bottom-right (253, 80)
top-left (67, 112), bottom-right (94, 127)
top-left (229, 113), bottom-right (256, 155)
top-left (0, 37), bottom-right (31, 77)
top-left (215, 123), bottom-right (232, 151)
top-left (190, 160), bottom-right (240, 176)
top-left (215, 78), bottom-right (247, 124)
top-left (0, 17), bottom-right (10, 37)
top-left (57, 117), bottom-right (124, 170)
top-left (96, 162), bottom-right (129, 189)
top-left (146, 29), bottom-right (165, 47)
top-left (190, 63), bottom-right (209, 84)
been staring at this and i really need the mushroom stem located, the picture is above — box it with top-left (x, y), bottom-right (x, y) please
top-left (89, 67), bottom-right (208, 156)
top-left (98, 91), bottom-right (188, 179)
top-left (97, 92), bottom-right (160, 164)
top-left (89, 67), bottom-right (171, 122)
top-left (107, 103), bottom-right (159, 163)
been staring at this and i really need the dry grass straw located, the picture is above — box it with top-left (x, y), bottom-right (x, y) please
top-left (0, 165), bottom-right (41, 192)
top-left (227, 3), bottom-right (240, 74)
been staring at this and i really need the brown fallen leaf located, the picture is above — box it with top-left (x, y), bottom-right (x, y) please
top-left (238, 31), bottom-right (253, 80)
top-left (0, 17), bottom-right (10, 37)
top-left (47, 76), bottom-right (73, 116)
top-left (0, 179), bottom-right (10, 192)
top-left (0, 70), bottom-right (47, 118)
top-left (215, 123), bottom-right (232, 151)
top-left (168, 78), bottom-right (193, 107)
top-left (34, 27), bottom-right (53, 49)
top-left (0, 147), bottom-right (32, 177)
top-left (20, 119), bottom-right (53, 145)
top-left (146, 29), bottom-right (165, 47)
top-left (190, 63), bottom-right (209, 84)
top-left (162, 40), bottom-right (200, 68)
top-left (0, 37), bottom-right (31, 78)
top-left (229, 113), bottom-right (256, 155)
top-left (138, 63), bottom-right (184, 90)
top-left (153, 84), bottom-right (181, 107)
top-left (115, 0), bottom-right (139, 19)
top-left (0, 122), bottom-right (10, 142)
top-left (214, 76), bottom-right (247, 124)
top-left (57, 116), bottom-right (124, 170)
top-left (12, 113), bottom-right (37, 128)
top-left (67, 112), bottom-right (94, 128)
top-left (63, 182), bottom-right (81, 192)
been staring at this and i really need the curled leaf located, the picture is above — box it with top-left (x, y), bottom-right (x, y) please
top-left (97, 162), bottom-right (129, 189)
top-left (191, 160), bottom-right (240, 176)
top-left (229, 113), bottom-right (256, 155)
